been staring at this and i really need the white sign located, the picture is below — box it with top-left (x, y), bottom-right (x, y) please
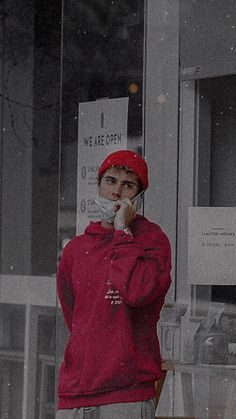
top-left (188, 207), bottom-right (236, 285)
top-left (76, 97), bottom-right (129, 234)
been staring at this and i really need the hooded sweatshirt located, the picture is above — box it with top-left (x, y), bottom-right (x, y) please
top-left (57, 214), bottom-right (171, 409)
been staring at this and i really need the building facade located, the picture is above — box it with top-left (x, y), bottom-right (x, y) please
top-left (0, 0), bottom-right (236, 418)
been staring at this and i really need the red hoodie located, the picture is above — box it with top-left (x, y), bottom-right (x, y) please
top-left (57, 214), bottom-right (171, 409)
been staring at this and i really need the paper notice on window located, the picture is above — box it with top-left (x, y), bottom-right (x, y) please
top-left (188, 207), bottom-right (236, 285)
top-left (76, 97), bottom-right (129, 235)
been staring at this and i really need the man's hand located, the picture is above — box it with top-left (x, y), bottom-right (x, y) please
top-left (114, 198), bottom-right (136, 230)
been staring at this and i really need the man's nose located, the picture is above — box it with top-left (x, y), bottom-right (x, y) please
top-left (112, 183), bottom-right (122, 197)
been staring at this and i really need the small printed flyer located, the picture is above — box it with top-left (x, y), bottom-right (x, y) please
top-left (188, 207), bottom-right (236, 285)
top-left (76, 97), bottom-right (128, 234)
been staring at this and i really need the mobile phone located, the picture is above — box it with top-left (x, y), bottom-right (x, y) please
top-left (131, 191), bottom-right (144, 204)
top-left (131, 191), bottom-right (144, 210)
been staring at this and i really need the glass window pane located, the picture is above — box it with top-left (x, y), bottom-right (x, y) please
top-left (59, 0), bottom-right (145, 244)
top-left (0, 0), bottom-right (60, 417)
top-left (2, 0), bottom-right (236, 417)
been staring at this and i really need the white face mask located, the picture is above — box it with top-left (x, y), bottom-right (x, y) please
top-left (95, 194), bottom-right (117, 224)
top-left (95, 191), bottom-right (144, 223)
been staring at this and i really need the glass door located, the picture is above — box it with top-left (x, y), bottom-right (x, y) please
top-left (161, 2), bottom-right (236, 417)
top-left (56, 0), bottom-right (146, 387)
top-left (58, 0), bottom-right (145, 246)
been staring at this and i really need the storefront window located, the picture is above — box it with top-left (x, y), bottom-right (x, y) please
top-left (156, 2), bottom-right (236, 418)
top-left (59, 0), bottom-right (144, 244)
top-left (56, 0), bottom-right (146, 399)
top-left (1, 0), bottom-right (236, 418)
top-left (0, 0), bottom-right (60, 417)
top-left (0, 0), bottom-right (145, 417)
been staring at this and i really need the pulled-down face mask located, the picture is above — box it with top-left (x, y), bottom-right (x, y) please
top-left (95, 194), bottom-right (117, 224)
top-left (95, 191), bottom-right (144, 224)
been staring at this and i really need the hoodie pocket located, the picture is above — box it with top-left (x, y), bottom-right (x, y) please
top-left (58, 327), bottom-right (137, 396)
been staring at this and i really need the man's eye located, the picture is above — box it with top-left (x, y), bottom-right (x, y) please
top-left (124, 183), bottom-right (133, 189)
top-left (106, 178), bottom-right (115, 184)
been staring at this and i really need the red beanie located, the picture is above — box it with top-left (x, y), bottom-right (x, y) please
top-left (98, 150), bottom-right (149, 190)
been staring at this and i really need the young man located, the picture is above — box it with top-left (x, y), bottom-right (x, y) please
top-left (56, 150), bottom-right (172, 419)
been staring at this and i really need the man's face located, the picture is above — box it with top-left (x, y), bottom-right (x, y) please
top-left (99, 167), bottom-right (140, 201)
